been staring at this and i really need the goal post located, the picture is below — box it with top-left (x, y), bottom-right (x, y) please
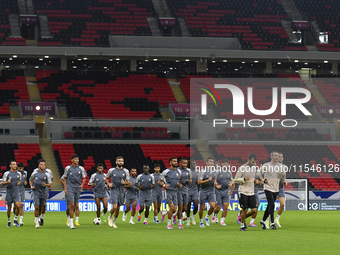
top-left (283, 178), bottom-right (309, 211)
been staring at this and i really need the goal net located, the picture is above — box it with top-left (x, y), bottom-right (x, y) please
top-left (279, 178), bottom-right (308, 211)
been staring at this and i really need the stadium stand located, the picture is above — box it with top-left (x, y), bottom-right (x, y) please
top-left (0, 2), bottom-right (26, 46)
top-left (0, 71), bottom-right (29, 116)
top-left (314, 78), bottom-right (340, 105)
top-left (166, 0), bottom-right (307, 50)
top-left (292, 0), bottom-right (340, 52)
top-left (52, 143), bottom-right (200, 189)
top-left (0, 0), bottom-right (337, 196)
top-left (37, 71), bottom-right (176, 119)
top-left (64, 126), bottom-right (180, 140)
top-left (0, 143), bottom-right (41, 186)
top-left (218, 127), bottom-right (329, 141)
top-left (33, 0), bottom-right (154, 46)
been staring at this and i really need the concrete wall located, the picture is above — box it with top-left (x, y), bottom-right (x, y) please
top-left (110, 36), bottom-right (241, 50)
top-left (47, 119), bottom-right (189, 139)
top-left (0, 136), bottom-right (39, 143)
top-left (193, 120), bottom-right (337, 140)
top-left (2, 42), bottom-right (340, 60)
top-left (0, 119), bottom-right (35, 129)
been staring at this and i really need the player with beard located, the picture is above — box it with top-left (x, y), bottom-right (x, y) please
top-left (105, 156), bottom-right (130, 228)
top-left (159, 157), bottom-right (182, 229)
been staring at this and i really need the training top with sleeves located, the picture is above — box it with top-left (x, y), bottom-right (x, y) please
top-left (33, 168), bottom-right (53, 198)
top-left (18, 170), bottom-right (27, 193)
top-left (32, 168), bottom-right (53, 179)
top-left (188, 169), bottom-right (199, 192)
top-left (178, 167), bottom-right (192, 192)
top-left (198, 169), bottom-right (216, 193)
top-left (126, 176), bottom-right (138, 196)
top-left (136, 173), bottom-right (155, 195)
top-left (160, 168), bottom-right (181, 191)
top-left (29, 171), bottom-right (52, 198)
top-left (106, 167), bottom-right (130, 193)
top-left (3, 171), bottom-right (22, 193)
top-left (64, 165), bottom-right (87, 191)
top-left (215, 169), bottom-right (233, 191)
top-left (150, 173), bottom-right (162, 195)
top-left (279, 164), bottom-right (288, 190)
top-left (88, 172), bottom-right (107, 193)
top-left (234, 163), bottom-right (257, 196)
top-left (259, 162), bottom-right (286, 193)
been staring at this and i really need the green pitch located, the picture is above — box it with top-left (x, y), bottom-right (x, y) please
top-left (0, 211), bottom-right (339, 254)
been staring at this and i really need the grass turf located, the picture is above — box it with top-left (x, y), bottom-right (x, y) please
top-left (0, 211), bottom-right (339, 254)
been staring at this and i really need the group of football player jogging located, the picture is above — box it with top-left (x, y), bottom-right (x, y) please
top-left (2, 150), bottom-right (287, 231)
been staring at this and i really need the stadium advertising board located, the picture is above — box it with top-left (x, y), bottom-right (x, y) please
top-left (0, 190), bottom-right (308, 212)
top-left (308, 200), bottom-right (340, 211)
top-left (21, 102), bottom-right (56, 115)
top-left (0, 199), bottom-right (284, 212)
top-left (315, 105), bottom-right (340, 118)
top-left (20, 15), bottom-right (38, 23)
top-left (171, 103), bottom-right (200, 116)
top-left (291, 21), bottom-right (309, 29)
top-left (159, 18), bottom-right (176, 26)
